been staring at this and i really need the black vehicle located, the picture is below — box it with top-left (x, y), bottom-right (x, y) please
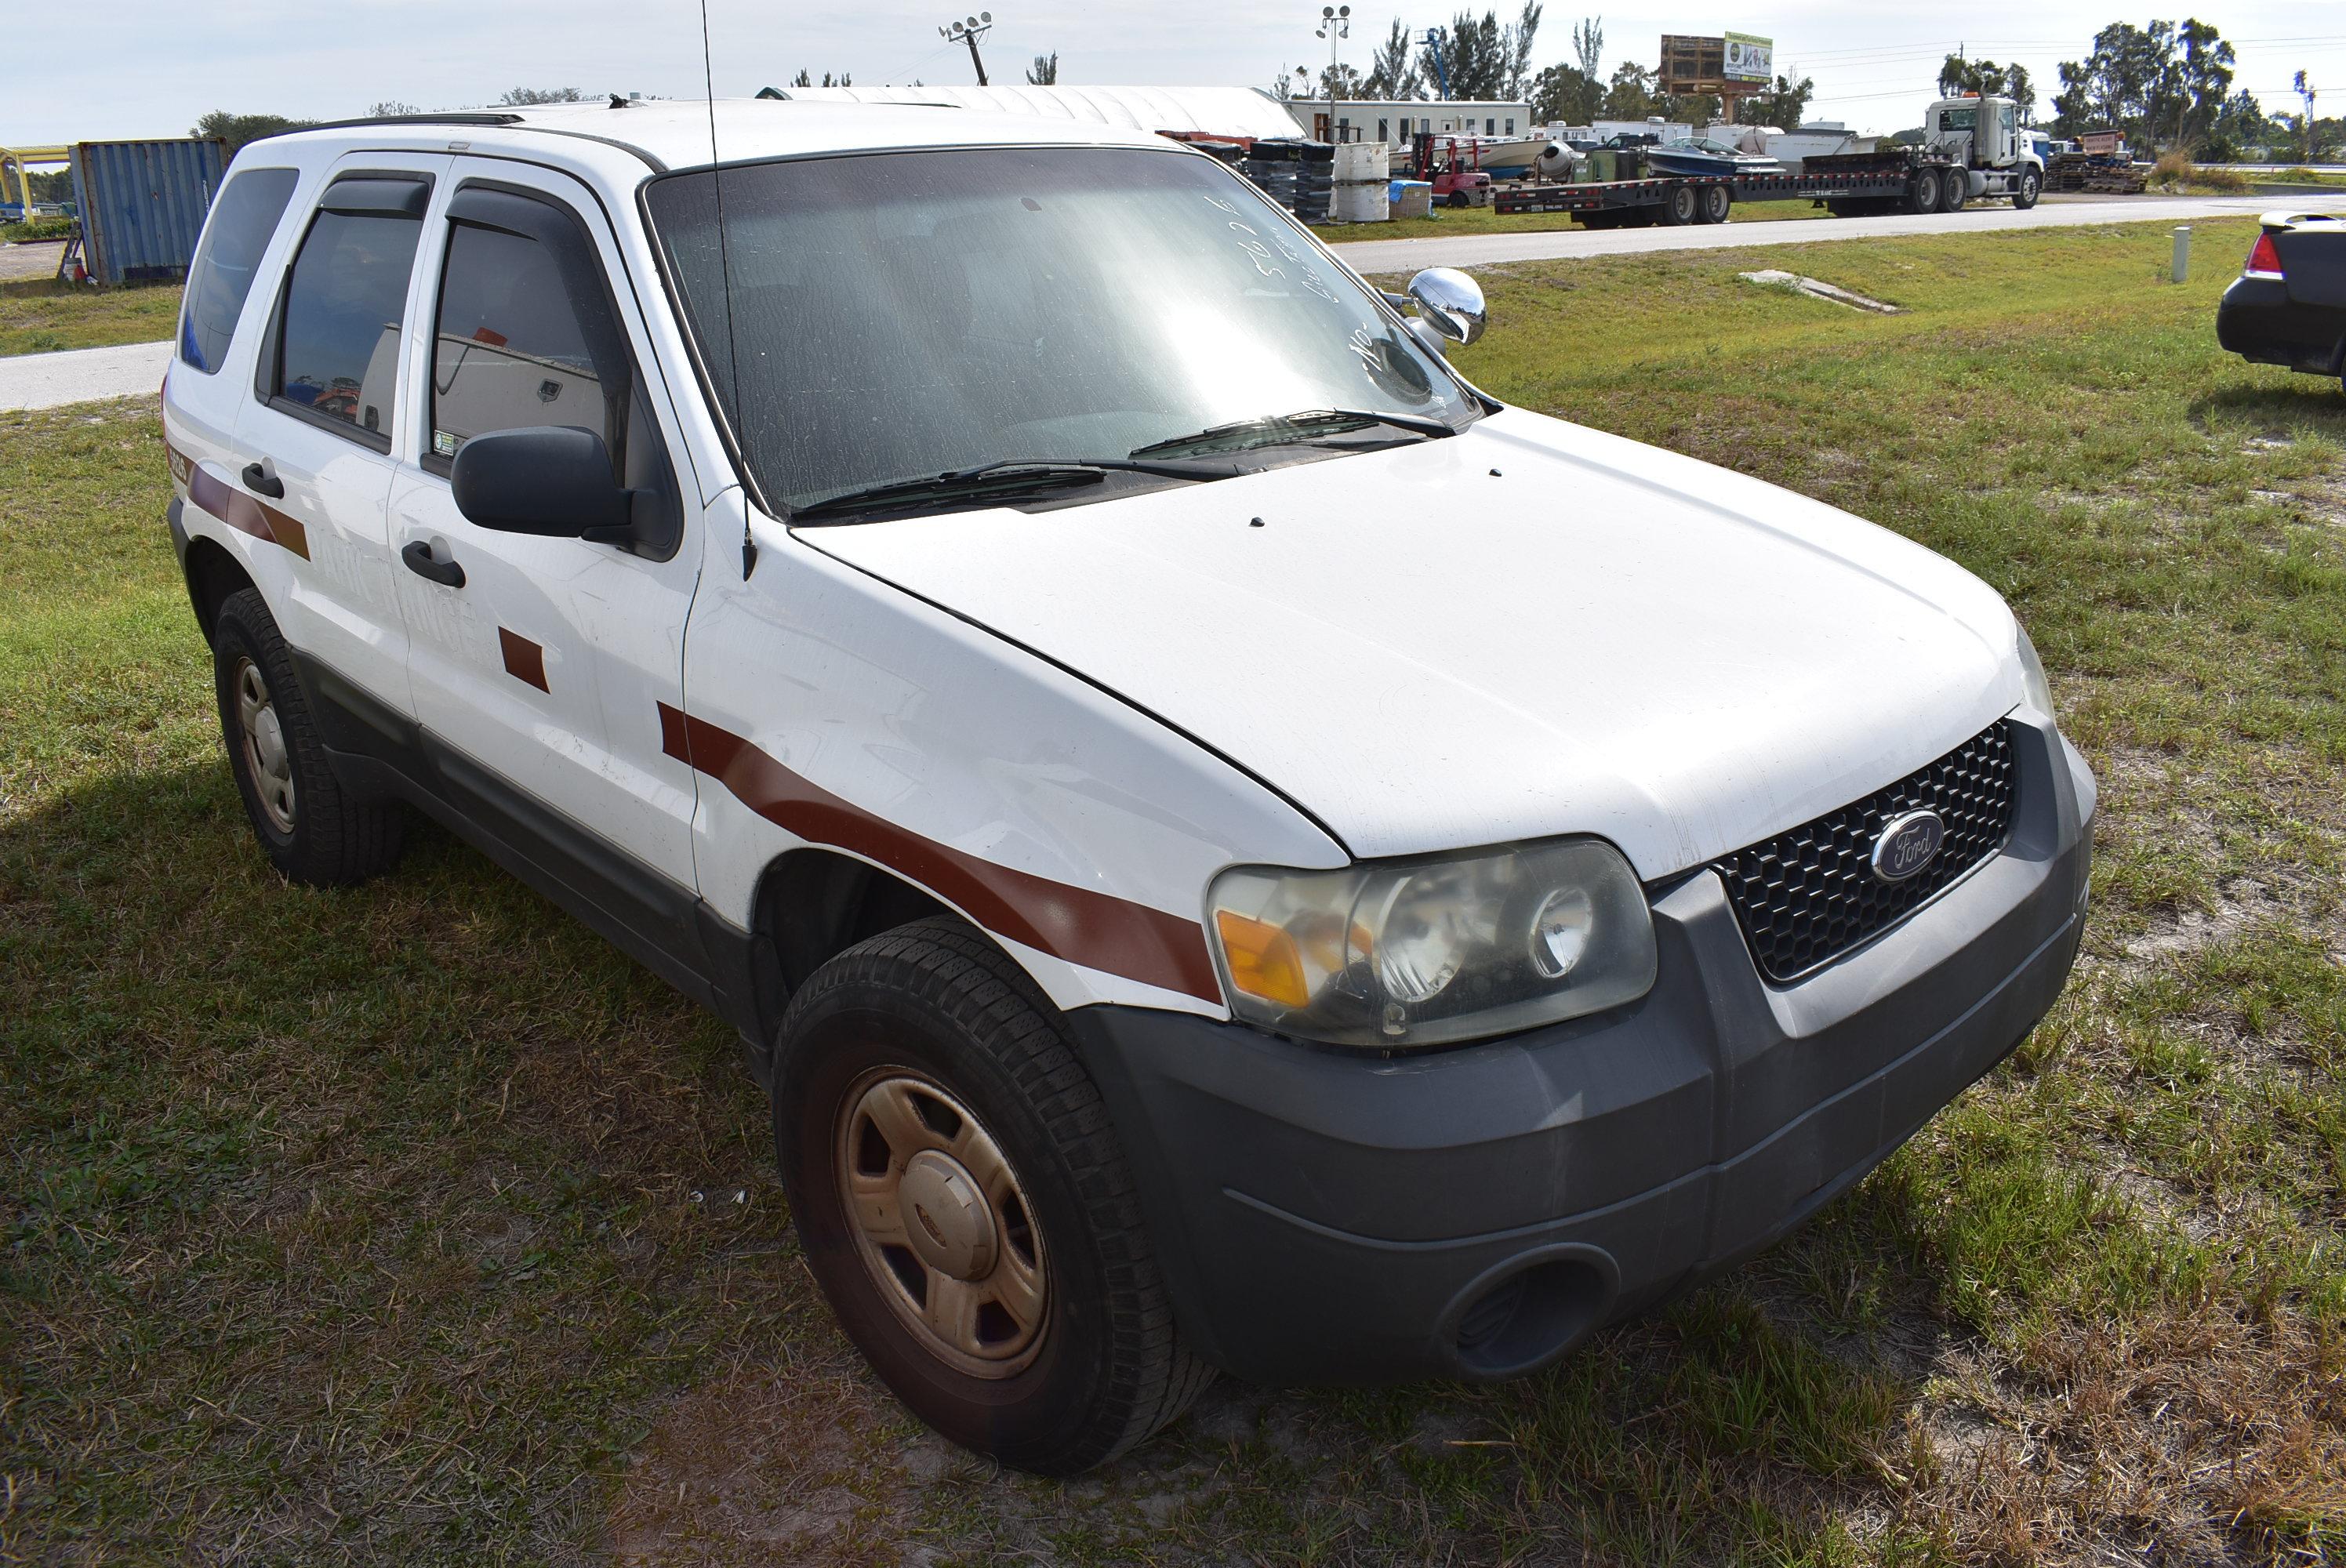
top-left (2216, 211), bottom-right (2346, 393)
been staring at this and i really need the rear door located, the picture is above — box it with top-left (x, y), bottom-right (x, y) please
top-left (389, 161), bottom-right (704, 908)
top-left (232, 153), bottom-right (452, 716)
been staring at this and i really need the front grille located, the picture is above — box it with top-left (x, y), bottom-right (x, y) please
top-left (1715, 721), bottom-right (2018, 982)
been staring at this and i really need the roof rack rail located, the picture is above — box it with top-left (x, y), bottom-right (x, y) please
top-left (279, 112), bottom-right (530, 136)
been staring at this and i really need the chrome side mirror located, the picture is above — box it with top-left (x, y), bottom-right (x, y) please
top-left (1407, 267), bottom-right (1487, 347)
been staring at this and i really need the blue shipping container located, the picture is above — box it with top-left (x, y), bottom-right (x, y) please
top-left (70, 138), bottom-right (227, 286)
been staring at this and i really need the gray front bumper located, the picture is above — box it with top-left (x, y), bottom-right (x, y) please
top-left (1068, 714), bottom-right (2094, 1385)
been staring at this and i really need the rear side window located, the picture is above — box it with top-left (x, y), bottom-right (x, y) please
top-left (177, 168), bottom-right (299, 374)
top-left (268, 176), bottom-right (429, 444)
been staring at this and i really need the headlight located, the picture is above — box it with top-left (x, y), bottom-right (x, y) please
top-left (1206, 839), bottom-right (1657, 1050)
top-left (2015, 620), bottom-right (2056, 717)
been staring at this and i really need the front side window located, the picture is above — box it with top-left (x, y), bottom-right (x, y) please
top-left (646, 146), bottom-right (1474, 513)
top-left (271, 180), bottom-right (427, 440)
top-left (431, 220), bottom-right (623, 463)
top-left (179, 167), bottom-right (299, 374)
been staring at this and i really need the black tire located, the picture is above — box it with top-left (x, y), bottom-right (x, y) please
top-left (772, 917), bottom-right (1214, 1475)
top-left (1698, 183), bottom-right (1731, 224)
top-left (2013, 169), bottom-right (2042, 210)
top-left (1447, 188), bottom-right (1470, 209)
top-left (1658, 184), bottom-right (1699, 227)
top-left (1906, 171), bottom-right (1941, 215)
top-left (1941, 166), bottom-right (1970, 211)
top-left (212, 588), bottom-right (405, 887)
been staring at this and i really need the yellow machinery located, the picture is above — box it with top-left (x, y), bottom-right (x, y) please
top-left (1, 144), bottom-right (73, 214)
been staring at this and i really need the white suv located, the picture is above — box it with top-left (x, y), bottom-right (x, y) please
top-left (161, 100), bottom-right (2094, 1474)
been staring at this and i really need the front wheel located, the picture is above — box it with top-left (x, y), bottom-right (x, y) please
top-left (772, 918), bottom-right (1214, 1474)
top-left (2012, 169), bottom-right (2042, 209)
top-left (1447, 188), bottom-right (1470, 209)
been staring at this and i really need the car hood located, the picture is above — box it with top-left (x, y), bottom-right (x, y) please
top-left (798, 408), bottom-right (2023, 877)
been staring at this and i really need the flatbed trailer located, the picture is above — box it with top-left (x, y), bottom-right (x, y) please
top-left (1489, 147), bottom-right (2028, 227)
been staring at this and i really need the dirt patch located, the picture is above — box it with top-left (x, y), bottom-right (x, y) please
top-left (0, 239), bottom-right (65, 283)
top-left (607, 1348), bottom-right (927, 1566)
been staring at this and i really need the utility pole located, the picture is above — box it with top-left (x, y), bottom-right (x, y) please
top-left (940, 13), bottom-right (994, 87)
top-left (1317, 6), bottom-right (1351, 143)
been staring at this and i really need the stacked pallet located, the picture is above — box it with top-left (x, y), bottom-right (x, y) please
top-left (2046, 151), bottom-right (2149, 194)
top-left (1244, 140), bottom-right (1335, 224)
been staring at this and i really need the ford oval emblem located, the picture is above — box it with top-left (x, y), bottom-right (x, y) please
top-left (1871, 809), bottom-right (1945, 884)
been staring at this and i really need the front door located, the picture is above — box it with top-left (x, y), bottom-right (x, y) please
top-left (389, 162), bottom-right (705, 920)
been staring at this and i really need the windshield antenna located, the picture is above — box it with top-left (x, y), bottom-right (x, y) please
top-left (699, 0), bottom-right (755, 578)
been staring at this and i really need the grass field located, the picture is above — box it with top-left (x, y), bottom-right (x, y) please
top-left (5, 218), bottom-right (2345, 1565)
top-left (0, 278), bottom-right (181, 357)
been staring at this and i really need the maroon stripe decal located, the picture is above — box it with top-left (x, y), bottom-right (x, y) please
top-left (659, 703), bottom-right (1223, 1004)
top-left (498, 628), bottom-right (550, 692)
top-left (170, 445), bottom-right (310, 560)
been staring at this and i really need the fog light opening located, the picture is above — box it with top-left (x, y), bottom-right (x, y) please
top-left (1451, 1256), bottom-right (1610, 1377)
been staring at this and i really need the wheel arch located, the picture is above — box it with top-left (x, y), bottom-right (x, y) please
top-left (751, 844), bottom-right (959, 1007)
top-left (182, 535), bottom-right (257, 648)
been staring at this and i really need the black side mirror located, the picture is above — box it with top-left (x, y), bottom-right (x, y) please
top-left (450, 426), bottom-right (636, 541)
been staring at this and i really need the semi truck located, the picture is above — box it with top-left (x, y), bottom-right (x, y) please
top-left (1488, 94), bottom-right (2044, 227)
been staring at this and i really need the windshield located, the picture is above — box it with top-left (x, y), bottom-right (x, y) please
top-left (645, 145), bottom-right (1476, 513)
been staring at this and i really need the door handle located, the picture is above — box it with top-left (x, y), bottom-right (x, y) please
top-left (241, 462), bottom-right (285, 499)
top-left (401, 539), bottom-right (465, 588)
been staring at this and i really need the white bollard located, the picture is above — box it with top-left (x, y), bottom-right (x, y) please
top-left (2172, 225), bottom-right (2192, 284)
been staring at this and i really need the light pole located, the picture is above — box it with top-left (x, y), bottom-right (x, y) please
top-left (940, 13), bottom-right (994, 87)
top-left (1316, 5), bottom-right (1351, 143)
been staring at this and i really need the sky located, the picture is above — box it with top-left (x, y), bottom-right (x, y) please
top-left (9, 0), bottom-right (2344, 149)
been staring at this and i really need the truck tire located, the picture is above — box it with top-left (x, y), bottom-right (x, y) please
top-left (1905, 170), bottom-right (1941, 215)
top-left (1941, 167), bottom-right (1970, 211)
top-left (212, 587), bottom-right (405, 887)
top-left (2013, 169), bottom-right (2042, 209)
top-left (771, 916), bottom-right (1215, 1475)
top-left (1698, 184), bottom-right (1731, 224)
top-left (1447, 188), bottom-right (1471, 209)
top-left (1658, 184), bottom-right (1699, 227)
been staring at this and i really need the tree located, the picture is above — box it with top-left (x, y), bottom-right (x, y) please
top-left (790, 70), bottom-right (852, 88)
top-left (2051, 20), bottom-right (2232, 151)
top-left (1318, 62), bottom-right (1367, 100)
top-left (1422, 7), bottom-right (1540, 101)
top-left (1600, 61), bottom-right (1658, 119)
top-left (1737, 74), bottom-right (1815, 129)
top-left (368, 100), bottom-right (423, 117)
top-left (1572, 16), bottom-right (1603, 85)
top-left (2203, 89), bottom-right (2269, 159)
top-left (1363, 19), bottom-right (1421, 99)
top-left (1937, 55), bottom-right (2036, 120)
top-left (496, 86), bottom-right (583, 105)
top-left (1531, 62), bottom-right (1597, 124)
top-left (1026, 53), bottom-right (1058, 85)
top-left (191, 111), bottom-right (310, 154)
top-left (1269, 66), bottom-right (1310, 101)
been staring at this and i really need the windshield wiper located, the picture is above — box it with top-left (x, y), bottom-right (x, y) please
top-left (1129, 408), bottom-right (1458, 460)
top-left (789, 456), bottom-right (1226, 524)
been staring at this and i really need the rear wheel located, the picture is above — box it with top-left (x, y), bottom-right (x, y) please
top-left (212, 588), bottom-right (404, 887)
top-left (1447, 187), bottom-right (1470, 209)
top-left (772, 917), bottom-right (1214, 1474)
top-left (1941, 167), bottom-right (1970, 211)
top-left (1906, 170), bottom-right (1941, 215)
top-left (2013, 169), bottom-right (2042, 209)
top-left (1658, 184), bottom-right (1700, 227)
top-left (1698, 184), bottom-right (1732, 224)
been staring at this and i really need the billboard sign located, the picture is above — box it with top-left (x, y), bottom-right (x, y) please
top-left (1724, 32), bottom-right (1774, 83)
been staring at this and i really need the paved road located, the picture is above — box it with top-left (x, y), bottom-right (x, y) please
top-left (0, 339), bottom-right (171, 412)
top-left (1330, 193), bottom-right (2280, 272)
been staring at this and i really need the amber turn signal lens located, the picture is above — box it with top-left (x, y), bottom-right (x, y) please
top-left (1214, 909), bottom-right (1313, 1008)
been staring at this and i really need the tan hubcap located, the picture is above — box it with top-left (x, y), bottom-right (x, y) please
top-left (234, 656), bottom-right (296, 834)
top-left (836, 1069), bottom-right (1048, 1378)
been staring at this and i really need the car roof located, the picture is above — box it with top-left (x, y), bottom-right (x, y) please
top-left (273, 98), bottom-right (1172, 174)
